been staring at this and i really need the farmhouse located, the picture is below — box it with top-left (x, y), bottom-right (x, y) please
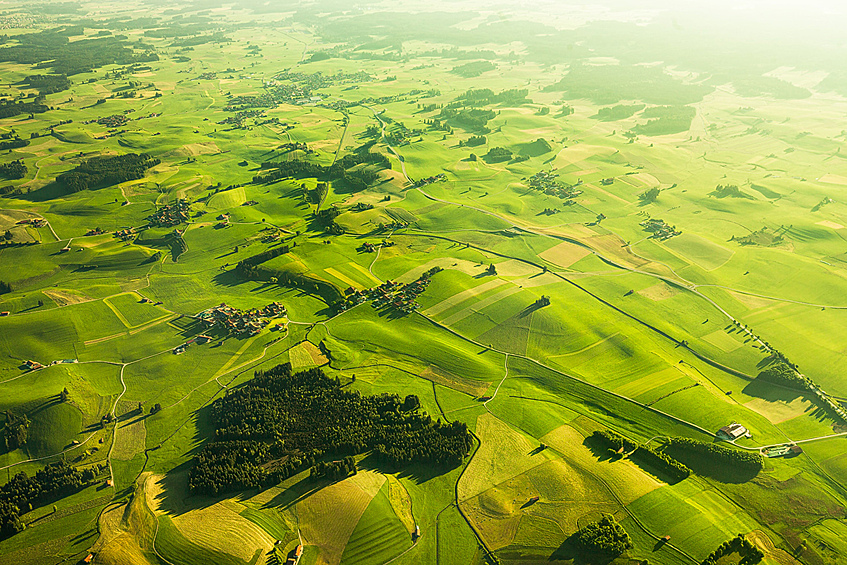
top-left (717, 423), bottom-right (749, 440)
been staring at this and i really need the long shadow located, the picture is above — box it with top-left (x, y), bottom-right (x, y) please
top-left (358, 452), bottom-right (446, 485)
top-left (742, 378), bottom-right (804, 403)
top-left (661, 444), bottom-right (760, 483)
top-left (581, 436), bottom-right (617, 463)
top-left (550, 533), bottom-right (618, 564)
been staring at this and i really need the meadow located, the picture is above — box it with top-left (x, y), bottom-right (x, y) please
top-left (0, 1), bottom-right (846, 565)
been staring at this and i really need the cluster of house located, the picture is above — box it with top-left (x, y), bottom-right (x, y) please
top-left (716, 422), bottom-right (750, 441)
top-left (763, 444), bottom-right (803, 458)
top-left (147, 199), bottom-right (191, 227)
top-left (194, 302), bottom-right (286, 337)
top-left (16, 217), bottom-right (46, 228)
top-left (94, 113), bottom-right (130, 127)
top-left (526, 170), bottom-right (583, 200)
top-left (413, 173), bottom-right (447, 188)
top-left (640, 217), bottom-right (681, 240)
top-left (338, 275), bottom-right (432, 314)
top-left (85, 227), bottom-right (106, 236)
top-left (216, 213), bottom-right (230, 229)
top-left (115, 227), bottom-right (136, 241)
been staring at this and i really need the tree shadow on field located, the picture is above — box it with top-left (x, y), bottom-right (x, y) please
top-left (18, 181), bottom-right (68, 202)
top-left (742, 378), bottom-right (804, 403)
top-left (261, 474), bottom-right (326, 510)
top-left (356, 452), bottom-right (446, 485)
top-left (581, 436), bottom-right (617, 463)
top-left (212, 270), bottom-right (248, 288)
top-left (661, 444), bottom-right (760, 484)
top-left (150, 463), bottom-right (229, 517)
top-left (549, 533), bottom-right (618, 564)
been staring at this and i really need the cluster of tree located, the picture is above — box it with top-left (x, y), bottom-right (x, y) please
top-left (310, 456), bottom-right (357, 481)
top-left (594, 104), bottom-right (645, 121)
top-left (252, 267), bottom-right (343, 305)
top-left (172, 32), bottom-right (230, 48)
top-left (460, 135), bottom-right (486, 148)
top-left (0, 100), bottom-right (49, 119)
top-left (711, 184), bottom-right (752, 199)
top-left (701, 534), bottom-right (764, 565)
top-left (0, 281), bottom-right (10, 294)
top-left (665, 438), bottom-right (763, 473)
top-left (633, 105), bottom-right (697, 136)
top-left (23, 74), bottom-right (71, 94)
top-left (0, 30), bottom-right (158, 76)
top-left (451, 61), bottom-right (496, 78)
top-left (454, 88), bottom-right (529, 106)
top-left (756, 362), bottom-right (808, 390)
top-left (573, 515), bottom-right (632, 557)
top-left (188, 365), bottom-right (472, 496)
top-left (438, 107), bottom-right (496, 131)
top-left (484, 147), bottom-right (513, 163)
top-left (57, 153), bottom-right (160, 193)
top-left (3, 411), bottom-right (29, 451)
top-left (254, 145), bottom-right (389, 189)
top-left (233, 245), bottom-right (290, 275)
top-left (0, 160), bottom-right (27, 179)
top-left (0, 460), bottom-right (97, 539)
top-left (639, 187), bottom-right (660, 203)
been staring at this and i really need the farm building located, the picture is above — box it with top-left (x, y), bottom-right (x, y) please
top-left (717, 423), bottom-right (749, 440)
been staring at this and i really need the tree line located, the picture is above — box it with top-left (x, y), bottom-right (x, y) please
top-left (188, 364), bottom-right (473, 496)
top-left (590, 430), bottom-right (690, 482)
top-left (57, 153), bottom-right (160, 193)
top-left (0, 460), bottom-right (97, 539)
top-left (665, 437), bottom-right (763, 472)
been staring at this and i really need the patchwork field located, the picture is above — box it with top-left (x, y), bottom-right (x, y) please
top-left (1, 2), bottom-right (846, 565)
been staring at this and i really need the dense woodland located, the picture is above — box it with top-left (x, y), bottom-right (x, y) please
top-left (0, 29), bottom-right (158, 75)
top-left (23, 74), bottom-right (71, 94)
top-left (188, 364), bottom-right (473, 495)
top-left (57, 153), bottom-right (160, 193)
top-left (0, 461), bottom-right (97, 539)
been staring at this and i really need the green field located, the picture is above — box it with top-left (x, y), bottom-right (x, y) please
top-left (0, 2), bottom-right (846, 565)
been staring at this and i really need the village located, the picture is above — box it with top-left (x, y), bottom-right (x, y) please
top-left (525, 170), bottom-right (584, 200)
top-left (337, 267), bottom-right (442, 315)
top-left (193, 301), bottom-right (287, 338)
top-left (147, 199), bottom-right (191, 227)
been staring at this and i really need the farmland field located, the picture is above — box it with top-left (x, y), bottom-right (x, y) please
top-left (1, 1), bottom-right (846, 565)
